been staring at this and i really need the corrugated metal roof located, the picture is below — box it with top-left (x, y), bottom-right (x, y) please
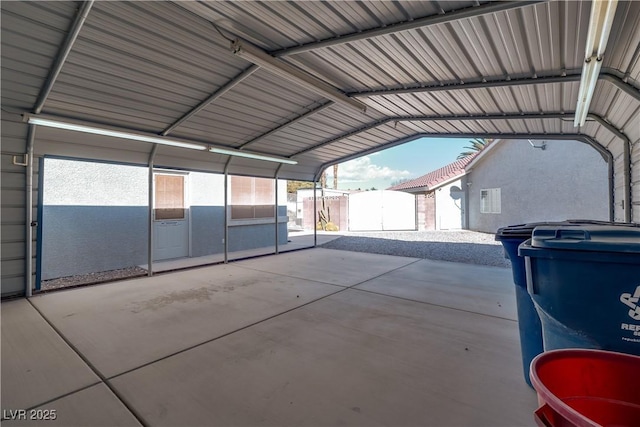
top-left (1, 0), bottom-right (639, 221)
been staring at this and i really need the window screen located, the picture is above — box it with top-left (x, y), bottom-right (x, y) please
top-left (155, 174), bottom-right (185, 220)
top-left (230, 176), bottom-right (275, 219)
top-left (480, 188), bottom-right (501, 214)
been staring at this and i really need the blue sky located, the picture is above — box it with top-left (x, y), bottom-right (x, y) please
top-left (327, 137), bottom-right (475, 190)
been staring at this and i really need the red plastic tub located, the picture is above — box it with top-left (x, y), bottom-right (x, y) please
top-left (530, 349), bottom-right (640, 427)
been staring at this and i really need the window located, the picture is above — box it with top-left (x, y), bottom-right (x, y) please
top-left (230, 176), bottom-right (275, 219)
top-left (480, 188), bottom-right (501, 214)
top-left (155, 174), bottom-right (185, 220)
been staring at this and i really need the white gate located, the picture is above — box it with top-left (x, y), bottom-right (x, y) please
top-left (348, 190), bottom-right (415, 231)
top-left (436, 183), bottom-right (465, 230)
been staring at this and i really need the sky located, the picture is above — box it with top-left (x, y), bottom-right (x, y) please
top-left (326, 137), bottom-right (475, 191)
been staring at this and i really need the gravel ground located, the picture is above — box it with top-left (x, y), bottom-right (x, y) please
top-left (320, 230), bottom-right (511, 268)
top-left (40, 230), bottom-right (509, 292)
top-left (40, 266), bottom-right (148, 291)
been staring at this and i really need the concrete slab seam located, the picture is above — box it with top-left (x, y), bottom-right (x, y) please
top-left (0, 381), bottom-right (102, 422)
top-left (106, 287), bottom-right (351, 381)
top-left (343, 258), bottom-right (423, 289)
top-left (232, 253), bottom-right (421, 288)
top-left (349, 287), bottom-right (518, 323)
top-left (103, 258), bottom-right (422, 382)
top-left (26, 299), bottom-right (150, 427)
top-left (227, 263), bottom-right (351, 288)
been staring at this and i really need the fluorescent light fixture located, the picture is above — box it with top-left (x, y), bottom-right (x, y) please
top-left (209, 146), bottom-right (298, 165)
top-left (26, 115), bottom-right (207, 150)
top-left (585, 0), bottom-right (618, 58)
top-left (231, 38), bottom-right (368, 114)
top-left (574, 0), bottom-right (618, 127)
top-left (574, 58), bottom-right (603, 127)
top-left (25, 114), bottom-right (298, 164)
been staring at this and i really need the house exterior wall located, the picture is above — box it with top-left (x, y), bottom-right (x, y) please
top-left (413, 192), bottom-right (436, 231)
top-left (467, 139), bottom-right (609, 233)
top-left (416, 194), bottom-right (426, 231)
top-left (424, 192), bottom-right (436, 230)
top-left (188, 173), bottom-right (288, 258)
top-left (42, 159), bottom-right (287, 280)
top-left (189, 172), bottom-right (224, 258)
top-left (42, 159), bottom-right (149, 279)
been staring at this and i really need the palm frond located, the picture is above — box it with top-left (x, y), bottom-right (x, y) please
top-left (457, 138), bottom-right (490, 159)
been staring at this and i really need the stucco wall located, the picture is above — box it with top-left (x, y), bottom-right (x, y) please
top-left (42, 159), bottom-right (149, 279)
top-left (42, 159), bottom-right (288, 280)
top-left (42, 206), bottom-right (148, 279)
top-left (228, 219), bottom-right (288, 254)
top-left (190, 206), bottom-right (224, 257)
top-left (467, 139), bottom-right (609, 233)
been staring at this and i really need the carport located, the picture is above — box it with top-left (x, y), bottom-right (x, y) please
top-left (2, 1), bottom-right (639, 425)
top-left (2, 0), bottom-right (640, 296)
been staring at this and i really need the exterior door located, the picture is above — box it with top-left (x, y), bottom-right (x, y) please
top-left (153, 173), bottom-right (189, 261)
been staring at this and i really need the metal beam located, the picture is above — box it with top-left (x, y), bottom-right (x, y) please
top-left (315, 132), bottom-right (609, 176)
top-left (351, 73), bottom-right (582, 97)
top-left (164, 6), bottom-right (638, 151)
top-left (162, 65), bottom-right (259, 136)
top-left (293, 111), bottom-right (634, 159)
top-left (589, 114), bottom-right (629, 142)
top-left (293, 118), bottom-right (394, 157)
top-left (238, 101), bottom-right (334, 150)
top-left (25, 125), bottom-right (36, 297)
top-left (622, 138), bottom-right (632, 222)
top-left (274, 1), bottom-right (544, 57)
top-left (232, 38), bottom-right (368, 113)
top-left (147, 144), bottom-right (159, 277)
top-left (228, 74), bottom-right (637, 158)
top-left (590, 115), bottom-right (633, 222)
top-left (34, 1), bottom-right (94, 114)
top-left (586, 114), bottom-right (633, 221)
top-left (293, 112), bottom-right (576, 158)
top-left (313, 132), bottom-right (615, 221)
top-left (223, 157), bottom-right (232, 264)
top-left (600, 73), bottom-right (640, 102)
top-left (274, 164), bottom-right (283, 254)
top-left (348, 70), bottom-right (640, 100)
top-left (233, 69), bottom-right (640, 154)
top-left (313, 183), bottom-right (317, 247)
top-left (623, 40), bottom-right (640, 83)
top-left (301, 112), bottom-right (630, 220)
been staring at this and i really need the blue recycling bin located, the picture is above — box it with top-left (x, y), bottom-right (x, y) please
top-left (496, 220), bottom-right (631, 387)
top-left (519, 225), bottom-right (640, 355)
top-left (495, 224), bottom-right (546, 387)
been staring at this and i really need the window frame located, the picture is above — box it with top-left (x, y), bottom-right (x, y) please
top-left (229, 176), bottom-right (276, 221)
top-left (154, 173), bottom-right (188, 221)
top-left (480, 188), bottom-right (501, 214)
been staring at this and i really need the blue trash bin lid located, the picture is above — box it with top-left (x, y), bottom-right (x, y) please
top-left (495, 220), bottom-right (633, 240)
top-left (530, 225), bottom-right (640, 253)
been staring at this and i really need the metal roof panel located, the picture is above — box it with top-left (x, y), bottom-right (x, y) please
top-left (2, 0), bottom-right (639, 194)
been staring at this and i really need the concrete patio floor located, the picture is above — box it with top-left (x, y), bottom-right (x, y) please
top-left (140, 230), bottom-right (343, 273)
top-left (1, 248), bottom-right (538, 426)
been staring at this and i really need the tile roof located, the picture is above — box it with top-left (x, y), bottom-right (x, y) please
top-left (387, 153), bottom-right (479, 192)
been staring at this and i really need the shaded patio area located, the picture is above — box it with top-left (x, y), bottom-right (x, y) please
top-left (2, 248), bottom-right (537, 426)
